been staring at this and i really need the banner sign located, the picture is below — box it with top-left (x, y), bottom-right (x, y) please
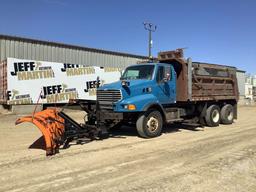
top-left (6, 58), bottom-right (121, 104)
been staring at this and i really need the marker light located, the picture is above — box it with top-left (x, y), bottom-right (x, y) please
top-left (128, 104), bottom-right (136, 110)
top-left (124, 104), bottom-right (136, 110)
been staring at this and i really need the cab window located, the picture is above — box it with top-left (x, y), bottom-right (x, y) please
top-left (157, 65), bottom-right (172, 83)
top-left (121, 65), bottom-right (155, 80)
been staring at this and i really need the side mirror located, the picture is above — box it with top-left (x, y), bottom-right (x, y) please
top-left (121, 80), bottom-right (130, 87)
top-left (162, 73), bottom-right (171, 82)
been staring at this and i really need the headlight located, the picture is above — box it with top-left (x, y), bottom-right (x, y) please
top-left (124, 104), bottom-right (136, 110)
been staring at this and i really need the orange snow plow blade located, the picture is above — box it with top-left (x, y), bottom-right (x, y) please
top-left (15, 108), bottom-right (65, 156)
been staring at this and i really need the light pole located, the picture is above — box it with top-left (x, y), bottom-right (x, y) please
top-left (143, 22), bottom-right (157, 60)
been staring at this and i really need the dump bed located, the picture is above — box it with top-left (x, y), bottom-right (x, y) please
top-left (158, 50), bottom-right (238, 102)
top-left (190, 62), bottom-right (238, 101)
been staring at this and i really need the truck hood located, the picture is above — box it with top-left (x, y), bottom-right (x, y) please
top-left (99, 80), bottom-right (150, 89)
top-left (98, 80), bottom-right (154, 98)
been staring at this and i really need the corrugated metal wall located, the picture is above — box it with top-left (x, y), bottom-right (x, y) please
top-left (0, 37), bottom-right (145, 69)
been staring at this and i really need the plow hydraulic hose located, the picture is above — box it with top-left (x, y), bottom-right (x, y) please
top-left (15, 108), bottom-right (65, 156)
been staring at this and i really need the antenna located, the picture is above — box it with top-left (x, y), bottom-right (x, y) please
top-left (143, 22), bottom-right (157, 60)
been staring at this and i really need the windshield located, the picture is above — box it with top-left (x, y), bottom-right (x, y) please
top-left (121, 65), bottom-right (155, 80)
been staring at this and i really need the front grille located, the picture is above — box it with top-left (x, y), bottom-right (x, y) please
top-left (97, 89), bottom-right (122, 107)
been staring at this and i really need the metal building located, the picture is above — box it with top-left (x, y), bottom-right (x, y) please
top-left (0, 34), bottom-right (148, 113)
top-left (236, 70), bottom-right (246, 97)
top-left (0, 34), bottom-right (147, 68)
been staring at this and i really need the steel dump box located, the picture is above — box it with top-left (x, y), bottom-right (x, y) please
top-left (158, 50), bottom-right (238, 102)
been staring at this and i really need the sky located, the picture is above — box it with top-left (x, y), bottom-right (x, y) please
top-left (0, 0), bottom-right (255, 74)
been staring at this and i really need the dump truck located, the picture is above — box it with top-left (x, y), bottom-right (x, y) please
top-left (16, 49), bottom-right (238, 155)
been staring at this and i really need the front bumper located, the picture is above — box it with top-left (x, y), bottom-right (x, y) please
top-left (97, 110), bottom-right (124, 121)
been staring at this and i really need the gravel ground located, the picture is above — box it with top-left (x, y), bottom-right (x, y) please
top-left (0, 106), bottom-right (255, 192)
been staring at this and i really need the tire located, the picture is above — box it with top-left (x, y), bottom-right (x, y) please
top-left (220, 104), bottom-right (234, 124)
top-left (205, 105), bottom-right (220, 127)
top-left (136, 109), bottom-right (163, 138)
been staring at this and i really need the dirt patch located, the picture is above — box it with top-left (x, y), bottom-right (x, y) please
top-left (0, 107), bottom-right (256, 192)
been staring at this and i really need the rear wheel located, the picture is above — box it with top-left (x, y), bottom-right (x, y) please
top-left (136, 109), bottom-right (163, 138)
top-left (205, 105), bottom-right (220, 127)
top-left (220, 104), bottom-right (234, 124)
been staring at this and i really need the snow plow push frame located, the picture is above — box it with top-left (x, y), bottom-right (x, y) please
top-left (15, 100), bottom-right (106, 156)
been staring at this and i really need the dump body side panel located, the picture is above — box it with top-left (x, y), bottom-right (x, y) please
top-left (191, 62), bottom-right (238, 102)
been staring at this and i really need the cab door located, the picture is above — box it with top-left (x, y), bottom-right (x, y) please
top-left (155, 64), bottom-right (176, 104)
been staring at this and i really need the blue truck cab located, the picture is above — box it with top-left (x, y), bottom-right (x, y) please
top-left (98, 63), bottom-right (176, 112)
top-left (97, 62), bottom-right (177, 137)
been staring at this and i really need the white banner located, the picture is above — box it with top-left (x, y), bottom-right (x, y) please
top-left (6, 58), bottom-right (121, 104)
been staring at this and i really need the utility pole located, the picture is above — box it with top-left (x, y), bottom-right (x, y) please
top-left (143, 22), bottom-right (157, 60)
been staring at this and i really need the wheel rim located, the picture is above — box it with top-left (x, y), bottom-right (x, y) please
top-left (227, 109), bottom-right (233, 121)
top-left (147, 116), bottom-right (159, 133)
top-left (212, 109), bottom-right (220, 123)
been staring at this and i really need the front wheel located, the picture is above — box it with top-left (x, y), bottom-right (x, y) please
top-left (136, 110), bottom-right (163, 138)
